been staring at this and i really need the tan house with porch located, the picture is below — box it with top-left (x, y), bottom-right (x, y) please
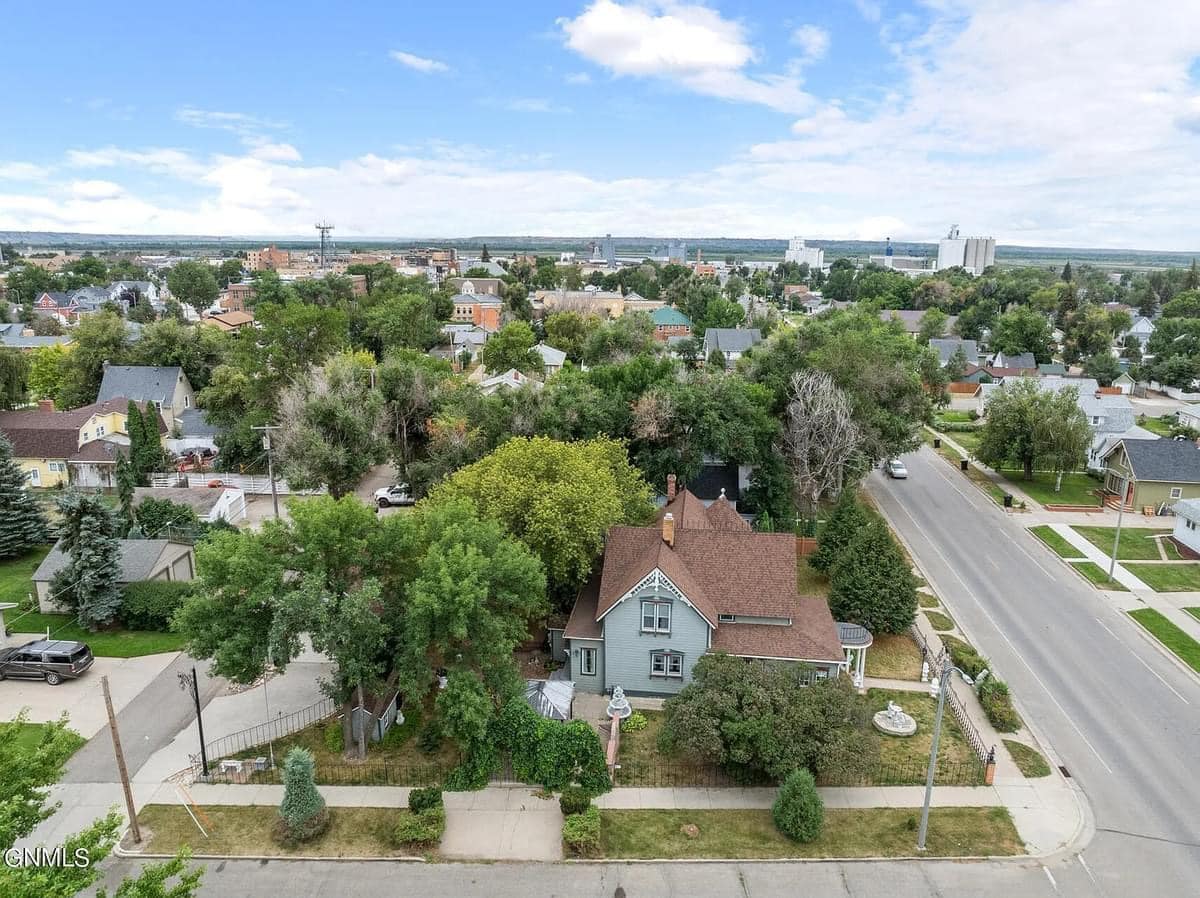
top-left (1102, 438), bottom-right (1200, 512)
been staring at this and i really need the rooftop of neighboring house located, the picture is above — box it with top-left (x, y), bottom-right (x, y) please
top-left (1108, 437), bottom-right (1200, 482)
top-left (178, 407), bottom-right (220, 439)
top-left (565, 480), bottom-right (844, 663)
top-left (928, 338), bottom-right (979, 366)
top-left (702, 328), bottom-right (763, 353)
top-left (478, 368), bottom-right (543, 394)
top-left (992, 351), bottom-right (1038, 369)
top-left (33, 539), bottom-right (186, 584)
top-left (533, 342), bottom-right (567, 367)
top-left (133, 486), bottom-right (229, 517)
top-left (202, 310), bottom-right (255, 332)
top-left (651, 306), bottom-right (692, 327)
top-left (97, 365), bottom-right (187, 407)
top-left (449, 292), bottom-right (503, 305)
top-left (878, 309), bottom-right (958, 334)
top-left (1037, 362), bottom-right (1068, 375)
top-left (0, 323), bottom-right (73, 349)
top-left (1172, 497), bottom-right (1200, 522)
top-left (0, 397), bottom-right (163, 458)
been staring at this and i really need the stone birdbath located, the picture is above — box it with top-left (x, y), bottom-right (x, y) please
top-left (872, 700), bottom-right (917, 737)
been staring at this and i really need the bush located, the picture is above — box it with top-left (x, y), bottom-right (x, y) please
top-left (323, 722), bottom-right (343, 755)
top-left (561, 806), bottom-right (601, 857)
top-left (408, 786), bottom-right (443, 814)
top-left (119, 580), bottom-right (192, 630)
top-left (559, 785), bottom-right (592, 816)
top-left (275, 747), bottom-right (328, 846)
top-left (772, 769), bottom-right (824, 842)
top-left (977, 678), bottom-right (1023, 733)
top-left (967, 409), bottom-right (980, 421)
top-left (941, 635), bottom-right (989, 680)
top-left (620, 711), bottom-right (648, 733)
top-left (809, 491), bottom-right (871, 573)
top-left (393, 807), bottom-right (445, 848)
top-left (828, 518), bottom-right (917, 634)
top-left (272, 806), bottom-right (330, 848)
top-left (493, 699), bottom-right (611, 794)
top-left (418, 720), bottom-right (443, 754)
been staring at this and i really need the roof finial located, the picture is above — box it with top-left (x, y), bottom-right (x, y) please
top-left (719, 487), bottom-right (726, 499)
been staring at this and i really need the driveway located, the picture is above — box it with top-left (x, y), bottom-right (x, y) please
top-left (355, 464), bottom-right (397, 502)
top-left (441, 789), bottom-right (563, 861)
top-left (869, 446), bottom-right (1200, 898)
top-left (0, 650), bottom-right (178, 739)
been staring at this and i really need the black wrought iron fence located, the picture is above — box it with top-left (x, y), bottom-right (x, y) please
top-left (613, 758), bottom-right (985, 789)
top-left (206, 761), bottom-right (454, 786)
top-left (942, 681), bottom-right (993, 766)
top-left (194, 696), bottom-right (338, 768)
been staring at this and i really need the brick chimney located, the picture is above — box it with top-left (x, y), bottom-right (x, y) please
top-left (38, 399), bottom-right (54, 413)
top-left (666, 473), bottom-right (677, 501)
top-left (662, 512), bottom-right (675, 547)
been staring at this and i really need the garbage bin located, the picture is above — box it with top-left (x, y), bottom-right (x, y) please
top-left (960, 459), bottom-right (969, 472)
top-left (1003, 494), bottom-right (1013, 508)
top-left (933, 438), bottom-right (941, 449)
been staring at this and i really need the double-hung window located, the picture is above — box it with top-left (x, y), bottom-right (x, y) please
top-left (579, 647), bottom-right (597, 676)
top-left (1170, 487), bottom-right (1183, 499)
top-left (650, 652), bottom-right (683, 678)
top-left (641, 600), bottom-right (671, 634)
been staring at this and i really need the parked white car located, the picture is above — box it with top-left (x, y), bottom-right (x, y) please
top-left (373, 484), bottom-right (415, 508)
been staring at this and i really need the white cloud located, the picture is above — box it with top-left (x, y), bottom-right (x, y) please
top-left (565, 71), bottom-right (593, 85)
top-left (790, 24), bottom-right (829, 63)
top-left (559, 0), bottom-right (814, 114)
top-left (175, 107), bottom-right (285, 134)
top-left (0, 162), bottom-right (49, 180)
top-left (389, 50), bottom-right (449, 73)
top-left (503, 97), bottom-right (571, 114)
top-left (853, 0), bottom-right (882, 24)
top-left (70, 180), bottom-right (125, 201)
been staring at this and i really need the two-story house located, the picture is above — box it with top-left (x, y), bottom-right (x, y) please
top-left (97, 365), bottom-right (194, 430)
top-left (701, 328), bottom-right (762, 364)
top-left (563, 478), bottom-right (850, 697)
top-left (0, 398), bottom-right (166, 488)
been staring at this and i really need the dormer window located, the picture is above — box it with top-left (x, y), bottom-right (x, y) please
top-left (641, 600), bottom-right (671, 633)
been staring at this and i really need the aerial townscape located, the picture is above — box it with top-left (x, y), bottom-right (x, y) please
top-left (1, 3), bottom-right (1199, 898)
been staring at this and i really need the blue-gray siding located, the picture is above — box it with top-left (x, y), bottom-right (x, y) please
top-left (566, 638), bottom-right (605, 693)
top-left (601, 582), bottom-right (711, 696)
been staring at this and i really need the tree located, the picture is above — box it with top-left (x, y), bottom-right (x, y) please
top-left (127, 400), bottom-right (167, 481)
top-left (945, 343), bottom-right (970, 381)
top-left (217, 257), bottom-right (244, 287)
top-left (481, 321), bottom-right (541, 373)
top-left (1033, 387), bottom-right (1092, 492)
top-left (808, 490), bottom-right (871, 573)
top-left (27, 344), bottom-right (70, 403)
top-left (1161, 289), bottom-right (1200, 319)
top-left (275, 353), bottom-right (387, 498)
top-left (545, 311), bottom-right (600, 363)
top-left (0, 436), bottom-right (48, 558)
top-left (114, 453), bottom-right (137, 536)
top-left (166, 261), bottom-right (219, 313)
top-left (377, 350), bottom-right (455, 476)
top-left (781, 371), bottom-right (862, 517)
top-left (581, 312), bottom-right (656, 365)
top-left (428, 436), bottom-right (654, 600)
top-left (480, 243), bottom-right (491, 262)
top-left (275, 747), bottom-right (329, 845)
top-left (127, 318), bottom-right (230, 391)
top-left (916, 308), bottom-right (949, 344)
top-left (365, 292), bottom-right (442, 352)
top-left (659, 653), bottom-right (877, 783)
top-left (0, 348), bottom-right (28, 409)
top-left (828, 518), bottom-right (917, 634)
top-left (58, 311), bottom-right (128, 408)
top-left (50, 492), bottom-right (123, 630)
top-left (1061, 260), bottom-right (1073, 282)
top-left (1082, 352), bottom-right (1122, 386)
top-left (990, 306), bottom-right (1053, 363)
top-left (773, 769), bottom-right (824, 842)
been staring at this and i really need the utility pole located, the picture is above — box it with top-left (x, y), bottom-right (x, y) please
top-left (178, 667), bottom-right (209, 778)
top-left (917, 665), bottom-right (973, 852)
top-left (102, 675), bottom-right (141, 844)
top-left (1109, 484), bottom-right (1125, 578)
top-left (252, 424), bottom-right (281, 519)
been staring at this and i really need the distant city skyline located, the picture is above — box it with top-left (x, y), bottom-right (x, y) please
top-left (2, 2), bottom-right (1200, 249)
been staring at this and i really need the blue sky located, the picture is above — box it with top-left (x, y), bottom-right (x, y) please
top-left (2, 1), bottom-right (1200, 249)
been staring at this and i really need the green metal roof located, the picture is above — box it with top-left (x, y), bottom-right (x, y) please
top-left (651, 306), bottom-right (692, 326)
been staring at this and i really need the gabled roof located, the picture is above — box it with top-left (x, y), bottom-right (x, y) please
top-left (651, 306), bottom-right (692, 327)
top-left (33, 539), bottom-right (186, 584)
top-left (36, 291), bottom-right (74, 308)
top-left (97, 366), bottom-right (185, 407)
top-left (878, 309), bottom-right (958, 334)
top-left (0, 323), bottom-right (72, 349)
top-left (0, 397), bottom-right (161, 458)
top-left (929, 338), bottom-right (978, 366)
top-left (702, 328), bottom-right (762, 353)
top-left (1172, 498), bottom-right (1200, 523)
top-left (534, 342), bottom-right (567, 367)
top-left (1107, 438), bottom-right (1200, 483)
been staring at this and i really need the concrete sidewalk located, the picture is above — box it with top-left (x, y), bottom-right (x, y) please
top-left (1048, 523), bottom-right (1152, 589)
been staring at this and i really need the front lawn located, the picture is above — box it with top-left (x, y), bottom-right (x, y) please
top-left (996, 471), bottom-right (1102, 507)
top-left (137, 804), bottom-right (412, 857)
top-left (1139, 416), bottom-right (1175, 437)
top-left (864, 634), bottom-right (924, 680)
top-left (1070, 561), bottom-right (1128, 591)
top-left (1074, 526), bottom-right (1171, 561)
top-left (950, 429), bottom-right (983, 454)
top-left (924, 611), bottom-right (955, 632)
top-left (866, 688), bottom-right (984, 783)
top-left (5, 611), bottom-right (186, 658)
top-left (0, 546), bottom-right (51, 606)
top-left (1124, 563), bottom-right (1200, 592)
top-left (598, 807), bottom-right (1023, 859)
top-left (1002, 739), bottom-right (1051, 778)
top-left (934, 411), bottom-right (975, 424)
top-left (0, 720), bottom-right (86, 757)
top-left (1127, 609), bottom-right (1200, 673)
top-left (1028, 525), bottom-right (1081, 559)
top-left (796, 559), bottom-right (830, 598)
top-left (615, 709), bottom-right (726, 786)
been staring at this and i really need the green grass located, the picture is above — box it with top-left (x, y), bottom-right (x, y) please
top-left (934, 411), bottom-right (974, 424)
top-left (1002, 740), bottom-right (1051, 778)
top-left (137, 805), bottom-right (414, 858)
top-left (996, 471), bottom-right (1102, 507)
top-left (923, 610), bottom-right (955, 631)
top-left (1028, 525), bottom-right (1082, 559)
top-left (614, 709), bottom-right (725, 786)
top-left (864, 634), bottom-right (924, 680)
top-left (796, 559), bottom-right (830, 598)
top-left (1186, 607), bottom-right (1200, 623)
top-left (867, 689), bottom-right (982, 780)
top-left (598, 808), bottom-right (1023, 859)
top-left (950, 429), bottom-right (983, 454)
top-left (918, 593), bottom-right (940, 608)
top-left (1127, 609), bottom-right (1200, 673)
top-left (1074, 526), bottom-right (1172, 561)
top-left (0, 546), bottom-right (51, 606)
top-left (4, 611), bottom-right (186, 657)
top-left (1139, 416), bottom-right (1175, 437)
top-left (0, 720), bottom-right (86, 757)
top-left (1070, 561), bottom-right (1128, 591)
top-left (1162, 539), bottom-right (1185, 561)
top-left (1124, 563), bottom-right (1200, 592)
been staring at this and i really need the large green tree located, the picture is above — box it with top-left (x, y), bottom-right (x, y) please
top-left (50, 492), bottom-right (123, 629)
top-left (59, 311), bottom-right (128, 408)
top-left (126, 319), bottom-right (229, 391)
top-left (365, 292), bottom-right (442, 353)
top-left (977, 379), bottom-right (1089, 483)
top-left (481, 321), bottom-right (541, 373)
top-left (827, 518), bottom-right (917, 634)
top-left (166, 261), bottom-right (219, 313)
top-left (990, 306), bottom-right (1054, 363)
top-left (0, 436), bottom-right (48, 558)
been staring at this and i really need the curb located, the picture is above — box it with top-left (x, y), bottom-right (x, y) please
top-left (1120, 607), bottom-right (1200, 687)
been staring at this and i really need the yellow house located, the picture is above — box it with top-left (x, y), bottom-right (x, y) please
top-left (0, 398), bottom-right (167, 488)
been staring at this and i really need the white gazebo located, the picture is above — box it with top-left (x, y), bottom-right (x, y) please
top-left (837, 622), bottom-right (873, 689)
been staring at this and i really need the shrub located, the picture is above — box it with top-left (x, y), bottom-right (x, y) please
top-left (809, 491), bottom-right (871, 573)
top-left (772, 769), bottom-right (824, 842)
top-left (493, 699), bottom-right (611, 794)
top-left (393, 807), bottom-right (445, 848)
top-left (418, 720), bottom-right (443, 754)
top-left (941, 635), bottom-right (989, 680)
top-left (120, 580), bottom-right (193, 630)
top-left (561, 806), bottom-right (601, 857)
top-left (620, 711), bottom-right (648, 733)
top-left (967, 409), bottom-right (980, 421)
top-left (275, 747), bottom-right (329, 846)
top-left (408, 786), bottom-right (443, 814)
top-left (559, 785), bottom-right (591, 816)
top-left (323, 722), bottom-right (343, 755)
top-left (977, 678), bottom-right (1023, 733)
top-left (828, 518), bottom-right (917, 634)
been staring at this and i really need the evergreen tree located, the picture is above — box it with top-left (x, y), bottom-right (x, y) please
top-left (828, 518), bottom-right (917, 634)
top-left (1186, 259), bottom-right (1200, 291)
top-left (1061, 260), bottom-right (1073, 282)
top-left (275, 747), bottom-right (329, 845)
top-left (0, 435), bottom-right (48, 559)
top-left (480, 243), bottom-right (491, 262)
top-left (127, 401), bottom-right (165, 481)
top-left (114, 453), bottom-right (137, 537)
top-left (52, 492), bottom-right (123, 630)
top-left (808, 491), bottom-right (871, 573)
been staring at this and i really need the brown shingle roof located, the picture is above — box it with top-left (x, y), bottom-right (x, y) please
top-left (704, 495), bottom-right (750, 531)
top-left (564, 574), bottom-right (603, 640)
top-left (658, 488), bottom-right (711, 530)
top-left (711, 602), bottom-right (844, 662)
top-left (69, 439), bottom-right (125, 463)
top-left (0, 398), bottom-right (163, 459)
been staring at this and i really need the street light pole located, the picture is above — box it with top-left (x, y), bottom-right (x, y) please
top-left (917, 664), bottom-right (972, 852)
top-left (1109, 484), bottom-right (1126, 578)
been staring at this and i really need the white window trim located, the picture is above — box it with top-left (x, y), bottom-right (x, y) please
top-left (650, 651), bottom-right (683, 678)
top-left (580, 647), bottom-right (596, 676)
top-left (1170, 487), bottom-right (1183, 499)
top-left (641, 600), bottom-right (671, 634)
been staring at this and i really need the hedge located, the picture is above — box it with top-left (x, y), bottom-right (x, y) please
top-left (562, 806), bottom-right (601, 857)
top-left (492, 699), bottom-right (611, 794)
top-left (408, 786), bottom-right (443, 814)
top-left (120, 580), bottom-right (193, 631)
top-left (977, 678), bottom-right (1023, 733)
top-left (559, 785), bottom-right (591, 816)
top-left (940, 635), bottom-right (989, 680)
top-left (772, 769), bottom-right (824, 842)
top-left (393, 807), bottom-right (445, 848)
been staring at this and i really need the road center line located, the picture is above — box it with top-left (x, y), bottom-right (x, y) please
top-left (1095, 618), bottom-right (1191, 705)
top-left (874, 479), bottom-right (1116, 774)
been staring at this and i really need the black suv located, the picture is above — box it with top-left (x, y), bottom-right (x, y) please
top-left (0, 639), bottom-right (94, 685)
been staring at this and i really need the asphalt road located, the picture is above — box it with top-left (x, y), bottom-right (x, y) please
top-left (869, 446), bottom-right (1200, 897)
